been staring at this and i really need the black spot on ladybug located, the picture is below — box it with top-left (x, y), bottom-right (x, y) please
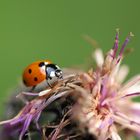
top-left (28, 69), bottom-right (32, 74)
top-left (39, 62), bottom-right (45, 67)
top-left (34, 77), bottom-right (38, 81)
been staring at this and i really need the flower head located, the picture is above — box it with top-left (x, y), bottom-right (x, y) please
top-left (72, 30), bottom-right (140, 140)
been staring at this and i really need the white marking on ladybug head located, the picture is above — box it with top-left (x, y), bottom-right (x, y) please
top-left (50, 71), bottom-right (55, 77)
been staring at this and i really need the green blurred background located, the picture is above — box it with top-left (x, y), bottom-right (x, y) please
top-left (0, 0), bottom-right (140, 116)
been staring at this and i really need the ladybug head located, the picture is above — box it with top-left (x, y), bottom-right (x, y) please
top-left (46, 64), bottom-right (63, 81)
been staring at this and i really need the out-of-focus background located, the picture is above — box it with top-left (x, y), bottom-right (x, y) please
top-left (0, 0), bottom-right (140, 116)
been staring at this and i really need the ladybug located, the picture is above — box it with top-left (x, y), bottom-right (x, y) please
top-left (22, 60), bottom-right (63, 90)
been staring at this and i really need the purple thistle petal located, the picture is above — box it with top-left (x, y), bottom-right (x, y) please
top-left (122, 92), bottom-right (140, 98)
top-left (108, 118), bottom-right (114, 125)
top-left (100, 77), bottom-right (108, 105)
top-left (34, 111), bottom-right (42, 130)
top-left (119, 38), bottom-right (129, 56)
top-left (20, 103), bottom-right (33, 115)
top-left (17, 91), bottom-right (70, 139)
top-left (117, 32), bottom-right (134, 63)
top-left (10, 116), bottom-right (25, 125)
top-left (0, 115), bottom-right (30, 139)
top-left (119, 32), bottom-right (134, 56)
top-left (112, 29), bottom-right (119, 58)
top-left (19, 115), bottom-right (33, 140)
top-left (115, 111), bottom-right (140, 126)
top-left (99, 117), bottom-right (114, 130)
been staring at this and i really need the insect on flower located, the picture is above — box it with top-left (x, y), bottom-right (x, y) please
top-left (22, 60), bottom-right (63, 91)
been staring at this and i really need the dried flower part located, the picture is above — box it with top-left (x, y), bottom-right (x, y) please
top-left (0, 75), bottom-right (82, 140)
top-left (0, 30), bottom-right (140, 140)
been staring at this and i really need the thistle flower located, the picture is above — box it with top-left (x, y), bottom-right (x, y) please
top-left (72, 30), bottom-right (140, 140)
top-left (0, 30), bottom-right (140, 140)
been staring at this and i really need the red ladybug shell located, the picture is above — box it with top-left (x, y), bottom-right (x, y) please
top-left (22, 60), bottom-right (51, 87)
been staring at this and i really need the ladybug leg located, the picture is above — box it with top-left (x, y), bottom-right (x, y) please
top-left (47, 80), bottom-right (52, 88)
top-left (31, 85), bottom-right (36, 91)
